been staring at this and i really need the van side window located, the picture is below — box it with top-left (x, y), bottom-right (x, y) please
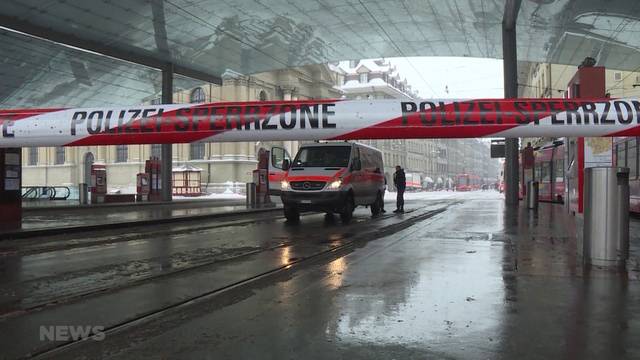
top-left (271, 147), bottom-right (286, 169)
top-left (352, 147), bottom-right (361, 170)
top-left (360, 148), bottom-right (370, 169)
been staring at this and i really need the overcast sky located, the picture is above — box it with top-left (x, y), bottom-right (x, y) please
top-left (385, 57), bottom-right (504, 99)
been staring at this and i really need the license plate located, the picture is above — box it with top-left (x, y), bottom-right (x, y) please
top-left (300, 200), bottom-right (312, 204)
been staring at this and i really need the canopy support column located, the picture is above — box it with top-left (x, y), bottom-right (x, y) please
top-left (161, 64), bottom-right (173, 202)
top-left (0, 148), bottom-right (22, 230)
top-left (502, 0), bottom-right (521, 206)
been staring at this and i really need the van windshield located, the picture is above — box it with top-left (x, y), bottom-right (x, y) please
top-left (292, 146), bottom-right (351, 168)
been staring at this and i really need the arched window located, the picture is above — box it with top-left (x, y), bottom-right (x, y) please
top-left (54, 147), bottom-right (65, 165)
top-left (150, 144), bottom-right (162, 159)
top-left (259, 90), bottom-right (268, 101)
top-left (28, 147), bottom-right (38, 166)
top-left (190, 87), bottom-right (206, 103)
top-left (116, 145), bottom-right (128, 163)
top-left (190, 143), bottom-right (205, 160)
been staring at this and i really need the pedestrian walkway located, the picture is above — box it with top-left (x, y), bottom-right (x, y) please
top-left (37, 195), bottom-right (640, 359)
top-left (2, 199), bottom-right (280, 238)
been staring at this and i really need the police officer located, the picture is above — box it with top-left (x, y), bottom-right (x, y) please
top-left (393, 165), bottom-right (406, 213)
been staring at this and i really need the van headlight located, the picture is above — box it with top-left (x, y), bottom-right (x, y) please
top-left (281, 180), bottom-right (290, 190)
top-left (327, 179), bottom-right (342, 190)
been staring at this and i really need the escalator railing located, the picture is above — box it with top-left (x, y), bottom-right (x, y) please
top-left (21, 186), bottom-right (71, 200)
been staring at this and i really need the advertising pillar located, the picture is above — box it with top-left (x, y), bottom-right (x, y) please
top-left (0, 148), bottom-right (22, 230)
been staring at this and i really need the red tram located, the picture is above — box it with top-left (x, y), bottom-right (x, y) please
top-left (519, 141), bottom-right (565, 203)
top-left (519, 138), bottom-right (640, 214)
top-left (536, 142), bottom-right (565, 203)
top-left (455, 173), bottom-right (481, 191)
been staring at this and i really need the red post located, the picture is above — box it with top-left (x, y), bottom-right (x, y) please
top-left (566, 66), bottom-right (606, 214)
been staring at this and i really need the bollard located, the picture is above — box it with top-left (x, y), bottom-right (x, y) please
top-left (78, 183), bottom-right (89, 205)
top-left (583, 167), bottom-right (630, 268)
top-left (526, 180), bottom-right (539, 210)
top-left (246, 182), bottom-right (257, 208)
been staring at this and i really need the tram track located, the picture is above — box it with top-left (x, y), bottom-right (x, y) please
top-left (21, 204), bottom-right (452, 359)
top-left (1, 202), bottom-right (452, 321)
top-left (0, 210), bottom-right (287, 257)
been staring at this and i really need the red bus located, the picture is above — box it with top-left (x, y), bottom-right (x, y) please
top-left (519, 138), bottom-right (640, 214)
top-left (455, 173), bottom-right (481, 191)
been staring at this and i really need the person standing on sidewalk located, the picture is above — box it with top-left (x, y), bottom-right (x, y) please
top-left (393, 165), bottom-right (406, 213)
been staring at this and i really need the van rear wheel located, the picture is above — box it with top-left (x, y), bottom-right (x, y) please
top-left (284, 205), bottom-right (300, 222)
top-left (370, 192), bottom-right (382, 216)
top-left (340, 195), bottom-right (354, 223)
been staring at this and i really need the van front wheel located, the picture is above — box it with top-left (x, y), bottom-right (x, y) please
top-left (370, 192), bottom-right (382, 216)
top-left (340, 195), bottom-right (354, 223)
top-left (284, 205), bottom-right (300, 222)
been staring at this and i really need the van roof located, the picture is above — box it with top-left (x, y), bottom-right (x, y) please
top-left (299, 141), bottom-right (381, 153)
top-left (299, 142), bottom-right (353, 147)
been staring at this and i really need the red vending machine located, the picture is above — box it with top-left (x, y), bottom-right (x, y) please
top-left (253, 148), bottom-right (271, 205)
top-left (565, 64), bottom-right (608, 214)
top-left (90, 164), bottom-right (107, 204)
top-left (136, 173), bottom-right (150, 202)
top-left (146, 157), bottom-right (162, 202)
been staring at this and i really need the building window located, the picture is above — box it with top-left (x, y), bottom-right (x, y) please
top-left (116, 145), bottom-right (128, 163)
top-left (54, 147), bottom-right (65, 165)
top-left (359, 72), bottom-right (368, 83)
top-left (190, 143), bottom-right (205, 160)
top-left (150, 97), bottom-right (161, 105)
top-left (190, 87), bottom-right (206, 103)
top-left (151, 144), bottom-right (162, 159)
top-left (28, 147), bottom-right (38, 166)
top-left (259, 90), bottom-right (268, 101)
top-left (614, 72), bottom-right (622, 81)
top-left (349, 60), bottom-right (357, 68)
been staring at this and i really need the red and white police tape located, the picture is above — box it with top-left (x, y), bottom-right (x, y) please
top-left (1, 98), bottom-right (639, 147)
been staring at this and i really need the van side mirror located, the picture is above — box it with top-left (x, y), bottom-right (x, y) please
top-left (282, 159), bottom-right (290, 170)
top-left (351, 159), bottom-right (361, 171)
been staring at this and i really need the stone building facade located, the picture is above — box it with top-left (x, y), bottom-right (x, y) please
top-left (22, 65), bottom-right (342, 194)
top-left (518, 61), bottom-right (640, 147)
top-left (337, 59), bottom-right (499, 187)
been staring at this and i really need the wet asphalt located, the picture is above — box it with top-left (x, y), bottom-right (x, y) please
top-left (1, 191), bottom-right (639, 359)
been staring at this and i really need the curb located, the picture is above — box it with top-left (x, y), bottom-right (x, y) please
top-left (0, 206), bottom-right (282, 240)
top-left (22, 199), bottom-right (246, 212)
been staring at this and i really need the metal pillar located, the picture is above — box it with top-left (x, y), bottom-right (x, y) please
top-left (160, 64), bottom-right (173, 202)
top-left (502, 0), bottom-right (521, 206)
top-left (0, 148), bottom-right (22, 230)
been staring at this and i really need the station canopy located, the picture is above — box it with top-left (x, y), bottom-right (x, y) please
top-left (1, 0), bottom-right (639, 108)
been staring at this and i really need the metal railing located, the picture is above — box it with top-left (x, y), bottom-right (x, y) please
top-left (21, 186), bottom-right (71, 200)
